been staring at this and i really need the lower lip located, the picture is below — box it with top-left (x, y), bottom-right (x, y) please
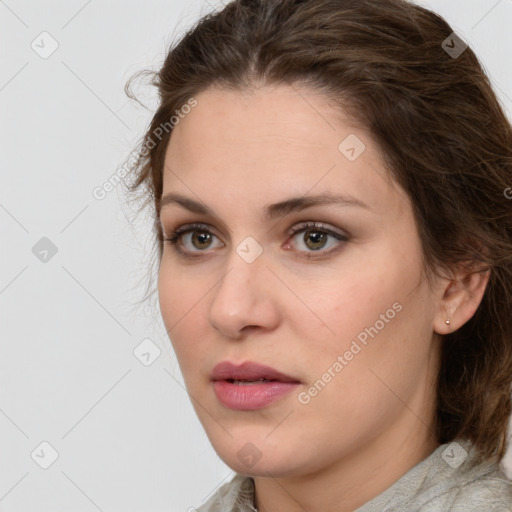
top-left (213, 380), bottom-right (300, 410)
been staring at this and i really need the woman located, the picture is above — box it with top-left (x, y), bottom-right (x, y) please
top-left (126, 0), bottom-right (512, 510)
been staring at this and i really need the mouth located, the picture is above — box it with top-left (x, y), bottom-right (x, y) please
top-left (211, 361), bottom-right (301, 410)
top-left (225, 378), bottom-right (276, 384)
top-left (211, 360), bottom-right (301, 384)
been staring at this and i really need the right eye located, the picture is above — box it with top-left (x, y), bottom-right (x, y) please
top-left (163, 223), bottom-right (224, 258)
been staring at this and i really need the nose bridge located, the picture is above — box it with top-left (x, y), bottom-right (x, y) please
top-left (224, 230), bottom-right (267, 281)
top-left (208, 236), bottom-right (279, 337)
top-left (215, 237), bottom-right (267, 305)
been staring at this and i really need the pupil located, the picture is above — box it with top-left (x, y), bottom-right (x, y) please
top-left (193, 232), bottom-right (211, 248)
top-left (305, 230), bottom-right (326, 250)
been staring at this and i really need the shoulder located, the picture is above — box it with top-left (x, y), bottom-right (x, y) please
top-left (437, 474), bottom-right (511, 511)
top-left (357, 439), bottom-right (512, 512)
top-left (417, 460), bottom-right (512, 511)
top-left (195, 474), bottom-right (255, 512)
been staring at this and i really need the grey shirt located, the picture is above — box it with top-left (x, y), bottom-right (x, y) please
top-left (196, 438), bottom-right (512, 511)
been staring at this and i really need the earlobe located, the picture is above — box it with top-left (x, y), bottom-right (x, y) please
top-left (433, 266), bottom-right (490, 335)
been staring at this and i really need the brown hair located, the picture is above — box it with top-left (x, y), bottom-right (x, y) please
top-left (126, 0), bottom-right (512, 463)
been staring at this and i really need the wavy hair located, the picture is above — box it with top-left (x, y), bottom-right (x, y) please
top-left (126, 0), bottom-right (512, 463)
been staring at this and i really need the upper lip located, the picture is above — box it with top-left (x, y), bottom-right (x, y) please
top-left (211, 361), bottom-right (301, 383)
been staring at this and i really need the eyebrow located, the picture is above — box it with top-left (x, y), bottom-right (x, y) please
top-left (159, 191), bottom-right (370, 221)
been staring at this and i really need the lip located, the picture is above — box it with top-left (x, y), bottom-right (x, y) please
top-left (211, 361), bottom-right (300, 383)
top-left (211, 361), bottom-right (301, 411)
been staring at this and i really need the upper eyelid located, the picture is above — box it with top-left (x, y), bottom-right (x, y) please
top-left (165, 222), bottom-right (348, 249)
top-left (157, 200), bottom-right (369, 235)
top-left (166, 222), bottom-right (222, 239)
top-left (165, 221), bottom-right (345, 237)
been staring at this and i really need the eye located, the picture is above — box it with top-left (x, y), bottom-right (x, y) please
top-left (163, 221), bottom-right (348, 260)
top-left (163, 223), bottom-right (223, 258)
top-left (286, 221), bottom-right (348, 258)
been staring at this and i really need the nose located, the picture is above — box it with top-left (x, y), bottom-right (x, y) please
top-left (208, 247), bottom-right (281, 340)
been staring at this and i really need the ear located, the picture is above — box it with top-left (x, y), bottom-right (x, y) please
top-left (433, 263), bottom-right (490, 335)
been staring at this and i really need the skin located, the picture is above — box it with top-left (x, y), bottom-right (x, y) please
top-left (157, 84), bottom-right (490, 512)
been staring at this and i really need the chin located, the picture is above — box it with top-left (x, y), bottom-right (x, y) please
top-left (209, 435), bottom-right (310, 478)
top-left (225, 456), bottom-right (298, 478)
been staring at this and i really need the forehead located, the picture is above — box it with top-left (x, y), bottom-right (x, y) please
top-left (162, 84), bottom-right (408, 218)
top-left (168, 84), bottom-right (347, 154)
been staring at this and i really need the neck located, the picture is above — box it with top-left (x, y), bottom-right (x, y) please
top-left (253, 421), bottom-right (440, 512)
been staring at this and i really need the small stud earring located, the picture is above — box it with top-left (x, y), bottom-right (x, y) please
top-left (445, 319), bottom-right (450, 325)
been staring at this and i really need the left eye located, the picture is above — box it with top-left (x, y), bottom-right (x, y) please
top-left (287, 223), bottom-right (348, 254)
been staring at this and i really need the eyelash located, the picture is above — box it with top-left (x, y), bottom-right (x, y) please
top-left (163, 221), bottom-right (349, 260)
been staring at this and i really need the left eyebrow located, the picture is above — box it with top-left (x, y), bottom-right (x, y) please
top-left (262, 193), bottom-right (371, 220)
top-left (159, 191), bottom-right (371, 221)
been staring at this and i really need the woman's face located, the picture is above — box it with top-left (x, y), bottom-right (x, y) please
top-left (158, 84), bottom-right (443, 477)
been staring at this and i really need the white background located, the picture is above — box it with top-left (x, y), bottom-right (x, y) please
top-left (1, 1), bottom-right (511, 510)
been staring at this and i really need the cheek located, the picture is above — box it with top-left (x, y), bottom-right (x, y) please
top-left (158, 263), bottom-right (210, 369)
top-left (291, 258), bottom-right (402, 349)
top-left (290, 240), bottom-right (426, 383)
top-left (293, 253), bottom-right (433, 417)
